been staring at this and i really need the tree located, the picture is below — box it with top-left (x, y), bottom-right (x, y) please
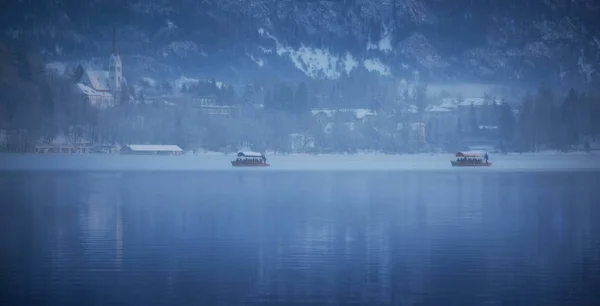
top-left (271, 83), bottom-right (294, 112)
top-left (412, 83), bottom-right (428, 116)
top-left (293, 82), bottom-right (309, 114)
top-left (160, 81), bottom-right (173, 95)
top-left (457, 117), bottom-right (463, 142)
top-left (591, 94), bottom-right (600, 140)
top-left (0, 41), bottom-right (56, 151)
top-left (559, 88), bottom-right (579, 148)
top-left (498, 102), bottom-right (515, 143)
top-left (242, 85), bottom-right (256, 106)
top-left (533, 86), bottom-right (559, 148)
top-left (583, 138), bottom-right (591, 153)
top-left (516, 94), bottom-right (535, 152)
top-left (217, 85), bottom-right (237, 105)
top-left (469, 103), bottom-right (479, 136)
top-left (263, 89), bottom-right (274, 110)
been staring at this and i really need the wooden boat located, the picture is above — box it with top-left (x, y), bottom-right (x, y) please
top-left (231, 151), bottom-right (270, 167)
top-left (451, 151), bottom-right (492, 167)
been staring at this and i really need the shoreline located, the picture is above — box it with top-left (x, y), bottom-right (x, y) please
top-left (1, 152), bottom-right (600, 171)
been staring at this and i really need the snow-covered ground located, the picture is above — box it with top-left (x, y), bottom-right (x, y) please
top-left (1, 153), bottom-right (599, 171)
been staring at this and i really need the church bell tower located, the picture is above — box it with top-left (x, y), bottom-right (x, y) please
top-left (108, 28), bottom-right (122, 94)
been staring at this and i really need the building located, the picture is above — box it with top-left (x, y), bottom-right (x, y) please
top-left (192, 95), bottom-right (217, 106)
top-left (121, 144), bottom-right (184, 155)
top-left (34, 134), bottom-right (93, 154)
top-left (289, 133), bottom-right (316, 152)
top-left (409, 122), bottom-right (426, 144)
top-left (191, 95), bottom-right (241, 116)
top-left (424, 104), bottom-right (460, 143)
top-left (74, 29), bottom-right (124, 109)
top-left (75, 83), bottom-right (114, 109)
top-left (311, 108), bottom-right (377, 125)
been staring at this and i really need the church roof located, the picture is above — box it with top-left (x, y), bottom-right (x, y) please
top-left (84, 70), bottom-right (110, 91)
top-left (75, 83), bottom-right (112, 98)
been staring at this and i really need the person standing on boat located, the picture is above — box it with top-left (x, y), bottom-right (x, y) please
top-left (484, 153), bottom-right (489, 164)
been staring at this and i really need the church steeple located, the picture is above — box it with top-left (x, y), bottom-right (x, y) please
top-left (112, 27), bottom-right (117, 55)
top-left (108, 27), bottom-right (122, 95)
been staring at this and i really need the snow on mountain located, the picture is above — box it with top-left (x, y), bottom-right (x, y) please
top-left (248, 54), bottom-right (264, 67)
top-left (288, 46), bottom-right (342, 79)
top-left (343, 53), bottom-right (358, 76)
top-left (173, 76), bottom-right (200, 90)
top-left (367, 24), bottom-right (393, 54)
top-left (163, 41), bottom-right (201, 58)
top-left (397, 33), bottom-right (448, 69)
top-left (258, 28), bottom-right (388, 79)
top-left (4, 0), bottom-right (600, 87)
top-left (363, 58), bottom-right (391, 76)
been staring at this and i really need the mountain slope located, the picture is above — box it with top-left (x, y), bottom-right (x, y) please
top-left (2, 0), bottom-right (599, 87)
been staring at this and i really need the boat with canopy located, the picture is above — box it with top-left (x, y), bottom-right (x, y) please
top-left (451, 151), bottom-right (491, 167)
top-left (231, 151), bottom-right (270, 167)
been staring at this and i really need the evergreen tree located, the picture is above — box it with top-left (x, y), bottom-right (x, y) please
top-left (469, 103), bottom-right (479, 136)
top-left (456, 117), bottom-right (463, 143)
top-left (591, 94), bottom-right (600, 139)
top-left (516, 94), bottom-right (535, 152)
top-left (559, 88), bottom-right (579, 148)
top-left (498, 102), bottom-right (515, 142)
top-left (263, 89), bottom-right (273, 110)
top-left (412, 83), bottom-right (428, 117)
top-left (533, 86), bottom-right (559, 148)
top-left (426, 118), bottom-right (434, 144)
top-left (583, 138), bottom-right (591, 153)
top-left (272, 83), bottom-right (294, 112)
top-left (242, 85), bottom-right (256, 106)
top-left (293, 82), bottom-right (309, 114)
top-left (160, 81), bottom-right (173, 95)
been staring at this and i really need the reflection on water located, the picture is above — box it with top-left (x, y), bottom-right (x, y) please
top-left (1, 171), bottom-right (600, 305)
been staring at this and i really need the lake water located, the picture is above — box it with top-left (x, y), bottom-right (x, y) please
top-left (1, 170), bottom-right (599, 305)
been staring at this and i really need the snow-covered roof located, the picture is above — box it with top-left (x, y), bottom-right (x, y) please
top-left (426, 96), bottom-right (493, 113)
top-left (441, 97), bottom-right (457, 105)
top-left (84, 70), bottom-right (110, 91)
top-left (311, 109), bottom-right (335, 117)
top-left (479, 125), bottom-right (498, 130)
top-left (237, 151), bottom-right (263, 157)
top-left (403, 104), bottom-right (418, 114)
top-left (397, 122), bottom-right (425, 131)
top-left (289, 133), bottom-right (313, 138)
top-left (311, 108), bottom-right (376, 119)
top-left (126, 144), bottom-right (183, 152)
top-left (456, 150), bottom-right (488, 157)
top-left (51, 134), bottom-right (70, 145)
top-left (457, 97), bottom-right (486, 107)
top-left (354, 109), bottom-right (376, 119)
top-left (425, 105), bottom-right (454, 112)
top-left (75, 83), bottom-right (113, 97)
top-left (109, 53), bottom-right (121, 63)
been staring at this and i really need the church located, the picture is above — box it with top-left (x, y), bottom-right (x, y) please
top-left (74, 29), bottom-right (123, 109)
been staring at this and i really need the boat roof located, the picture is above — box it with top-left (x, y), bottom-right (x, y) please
top-left (237, 151), bottom-right (264, 158)
top-left (456, 151), bottom-right (487, 157)
top-left (127, 144), bottom-right (183, 152)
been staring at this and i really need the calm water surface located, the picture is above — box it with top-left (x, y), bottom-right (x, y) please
top-left (1, 170), bottom-right (600, 306)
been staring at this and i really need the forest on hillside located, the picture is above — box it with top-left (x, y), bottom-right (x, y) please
top-left (2, 44), bottom-right (600, 153)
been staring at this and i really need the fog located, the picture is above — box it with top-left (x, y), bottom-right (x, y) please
top-left (2, 1), bottom-right (600, 305)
